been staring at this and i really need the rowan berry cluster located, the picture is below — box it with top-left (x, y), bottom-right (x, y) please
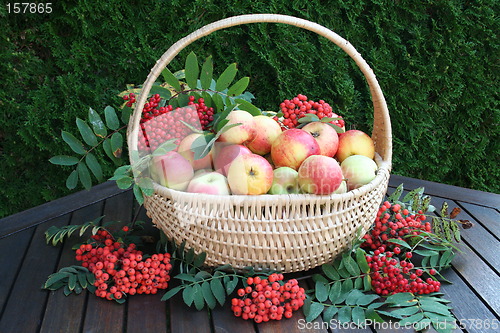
top-left (362, 201), bottom-right (431, 250)
top-left (274, 94), bottom-right (345, 129)
top-left (366, 245), bottom-right (440, 296)
top-left (187, 95), bottom-right (215, 130)
top-left (231, 273), bottom-right (306, 323)
top-left (75, 228), bottom-right (172, 301)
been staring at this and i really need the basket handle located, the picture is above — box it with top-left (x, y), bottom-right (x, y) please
top-left (127, 14), bottom-right (392, 167)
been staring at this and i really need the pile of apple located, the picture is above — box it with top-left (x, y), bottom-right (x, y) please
top-left (149, 105), bottom-right (378, 196)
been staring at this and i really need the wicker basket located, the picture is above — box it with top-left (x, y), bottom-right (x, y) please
top-left (126, 14), bottom-right (392, 273)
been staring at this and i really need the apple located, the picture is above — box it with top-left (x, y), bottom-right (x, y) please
top-left (333, 180), bottom-right (348, 194)
top-left (217, 110), bottom-right (256, 145)
top-left (335, 129), bottom-right (375, 163)
top-left (271, 129), bottom-right (320, 170)
top-left (187, 172), bottom-right (231, 195)
top-left (149, 151), bottom-right (194, 191)
top-left (177, 133), bottom-right (213, 170)
top-left (246, 115), bottom-right (282, 155)
top-left (213, 144), bottom-right (252, 177)
top-left (193, 168), bottom-right (213, 178)
top-left (302, 121), bottom-right (339, 157)
top-left (269, 167), bottom-right (300, 194)
top-left (227, 153), bottom-right (274, 195)
top-left (340, 155), bottom-right (378, 190)
top-left (298, 155), bottom-right (343, 195)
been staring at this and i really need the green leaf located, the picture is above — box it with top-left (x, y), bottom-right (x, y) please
top-left (298, 114), bottom-right (320, 123)
top-left (65, 169), bottom-right (78, 189)
top-left (85, 153), bottom-right (103, 181)
top-left (234, 98), bottom-right (261, 116)
top-left (322, 264), bottom-right (340, 281)
top-left (387, 238), bottom-right (412, 249)
top-left (68, 274), bottom-right (77, 290)
top-left (192, 284), bottom-right (205, 311)
top-left (387, 184), bottom-right (404, 202)
top-left (76, 118), bottom-right (98, 146)
top-left (363, 274), bottom-right (371, 291)
top-left (399, 312), bottom-right (424, 326)
top-left (418, 243), bottom-right (449, 251)
top-left (194, 270), bottom-right (211, 281)
top-left (200, 56), bottom-right (213, 89)
top-left (210, 278), bottom-right (225, 306)
top-left (227, 77), bottom-right (250, 96)
top-left (386, 292), bottom-right (415, 306)
top-left (162, 67), bottom-right (182, 91)
top-left (201, 281), bottom-right (216, 309)
top-left (102, 138), bottom-right (120, 164)
top-left (44, 272), bottom-right (69, 288)
top-left (152, 138), bottom-right (178, 156)
top-left (337, 279), bottom-right (353, 303)
top-left (337, 306), bottom-right (352, 323)
top-left (77, 162), bottom-right (92, 189)
top-left (356, 294), bottom-right (380, 306)
top-left (212, 93), bottom-right (224, 112)
top-left (182, 286), bottom-right (194, 307)
top-left (175, 273), bottom-right (197, 282)
top-left (185, 52), bottom-right (199, 89)
top-left (193, 252), bottom-right (207, 268)
top-left (391, 306), bottom-right (420, 317)
top-left (419, 299), bottom-right (453, 316)
top-left (216, 63), bottom-right (237, 91)
top-left (439, 250), bottom-right (454, 268)
top-left (342, 254), bottom-right (360, 276)
top-left (414, 249), bottom-right (439, 257)
top-left (88, 107), bottom-right (107, 138)
top-left (351, 307), bottom-right (366, 327)
top-left (86, 272), bottom-right (95, 285)
top-left (64, 285), bottom-right (72, 296)
top-left (104, 106), bottom-right (120, 130)
top-left (366, 309), bottom-right (385, 323)
top-left (322, 306), bottom-right (339, 322)
top-left (414, 318), bottom-right (432, 331)
top-left (356, 248), bottom-right (370, 273)
top-left (354, 276), bottom-right (363, 290)
top-left (376, 310), bottom-right (404, 320)
top-left (315, 281), bottom-right (329, 302)
top-left (62, 131), bottom-right (86, 155)
top-left (110, 132), bottom-right (123, 158)
top-left (161, 285), bottom-right (183, 301)
top-left (77, 272), bottom-right (88, 289)
top-left (328, 281), bottom-right (342, 303)
top-left (305, 302), bottom-right (324, 322)
top-left (133, 184), bottom-right (144, 205)
top-left (345, 289), bottom-right (364, 305)
top-left (115, 176), bottom-right (133, 190)
top-left (225, 276), bottom-right (239, 295)
top-left (50, 155), bottom-right (80, 166)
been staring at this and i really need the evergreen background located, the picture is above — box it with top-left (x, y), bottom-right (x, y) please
top-left (1, 0), bottom-right (498, 218)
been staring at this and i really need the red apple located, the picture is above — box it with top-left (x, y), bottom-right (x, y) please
top-left (271, 129), bottom-right (320, 170)
top-left (177, 133), bottom-right (213, 170)
top-left (302, 121), bottom-right (339, 157)
top-left (246, 115), bottom-right (282, 155)
top-left (298, 155), bottom-right (343, 195)
top-left (335, 130), bottom-right (375, 163)
top-left (217, 110), bottom-right (256, 145)
top-left (213, 144), bottom-right (252, 177)
top-left (227, 153), bottom-right (274, 195)
top-left (149, 151), bottom-right (194, 191)
top-left (187, 172), bottom-right (230, 195)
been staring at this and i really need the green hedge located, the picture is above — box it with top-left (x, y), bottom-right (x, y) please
top-left (1, 0), bottom-right (498, 217)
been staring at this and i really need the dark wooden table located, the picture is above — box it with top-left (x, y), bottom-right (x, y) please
top-left (0, 175), bottom-right (498, 333)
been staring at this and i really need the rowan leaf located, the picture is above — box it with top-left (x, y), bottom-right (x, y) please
top-left (88, 107), bottom-right (107, 138)
top-left (227, 77), bottom-right (250, 96)
top-left (184, 52), bottom-right (199, 89)
top-left (66, 170), bottom-right (79, 190)
top-left (76, 118), bottom-right (98, 146)
top-left (104, 106), bottom-right (120, 130)
top-left (216, 63), bottom-right (237, 91)
top-left (62, 131), bottom-right (86, 155)
top-left (85, 153), bottom-right (103, 181)
top-left (162, 67), bottom-right (181, 91)
top-left (200, 56), bottom-right (213, 89)
top-left (305, 302), bottom-right (324, 322)
top-left (50, 155), bottom-right (80, 166)
top-left (77, 162), bottom-right (92, 189)
top-left (201, 281), bottom-right (216, 309)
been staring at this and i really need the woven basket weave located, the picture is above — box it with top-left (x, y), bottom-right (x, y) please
top-left (127, 14), bottom-right (392, 273)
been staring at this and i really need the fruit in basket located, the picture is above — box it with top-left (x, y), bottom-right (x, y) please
top-left (340, 155), bottom-right (378, 190)
top-left (246, 115), bottom-right (282, 155)
top-left (276, 94), bottom-right (345, 130)
top-left (301, 121), bottom-right (339, 157)
top-left (187, 171), bottom-right (230, 195)
top-left (332, 180), bottom-right (348, 194)
top-left (298, 155), bottom-right (343, 195)
top-left (335, 130), bottom-right (375, 163)
top-left (271, 129), bottom-right (320, 170)
top-left (178, 133), bottom-right (213, 170)
top-left (227, 153), bottom-right (274, 195)
top-left (269, 167), bottom-right (300, 194)
top-left (213, 144), bottom-right (252, 177)
top-left (149, 151), bottom-right (194, 191)
top-left (217, 110), bottom-right (256, 145)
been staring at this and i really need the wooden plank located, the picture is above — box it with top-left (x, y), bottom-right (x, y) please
top-left (40, 202), bottom-right (104, 333)
top-left (127, 293), bottom-right (168, 333)
top-left (389, 175), bottom-right (500, 209)
top-left (459, 202), bottom-right (500, 238)
top-left (169, 289), bottom-right (211, 333)
top-left (81, 190), bottom-right (134, 333)
top-left (438, 266), bottom-right (498, 333)
top-left (0, 181), bottom-right (127, 238)
top-left (429, 196), bottom-right (500, 273)
top-left (0, 227), bottom-right (34, 315)
top-left (0, 215), bottom-right (69, 332)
